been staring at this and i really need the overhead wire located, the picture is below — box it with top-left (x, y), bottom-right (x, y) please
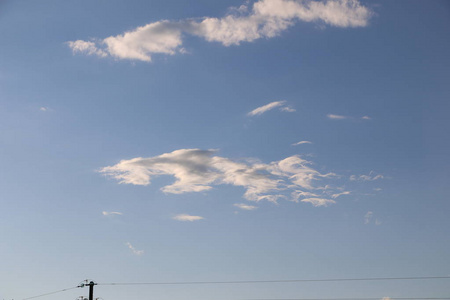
top-left (99, 276), bottom-right (450, 286)
top-left (16, 276), bottom-right (450, 300)
top-left (21, 286), bottom-right (79, 300)
top-left (242, 298), bottom-right (450, 300)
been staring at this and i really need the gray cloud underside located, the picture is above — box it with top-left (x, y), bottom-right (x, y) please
top-left (68, 0), bottom-right (371, 62)
top-left (100, 148), bottom-right (340, 207)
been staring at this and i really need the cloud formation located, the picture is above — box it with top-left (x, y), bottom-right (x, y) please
top-left (350, 172), bottom-right (384, 181)
top-left (173, 214), bottom-right (204, 221)
top-left (364, 211), bottom-right (373, 224)
top-left (327, 113), bottom-right (348, 120)
top-left (327, 114), bottom-right (372, 120)
top-left (247, 100), bottom-right (295, 116)
top-left (102, 211), bottom-right (123, 216)
top-left (301, 197), bottom-right (335, 207)
top-left (68, 0), bottom-right (371, 62)
top-left (100, 148), bottom-right (338, 206)
top-left (126, 242), bottom-right (144, 255)
top-left (292, 140), bottom-right (313, 146)
top-left (331, 191), bottom-right (350, 198)
top-left (234, 203), bottom-right (258, 210)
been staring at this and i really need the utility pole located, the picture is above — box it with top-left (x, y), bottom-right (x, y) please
top-left (88, 281), bottom-right (95, 300)
top-left (78, 280), bottom-right (97, 300)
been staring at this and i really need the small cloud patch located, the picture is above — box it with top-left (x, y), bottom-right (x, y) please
top-left (234, 203), bottom-right (258, 210)
top-left (292, 141), bottom-right (312, 146)
top-left (173, 214), bottom-right (204, 221)
top-left (248, 101), bottom-right (295, 116)
top-left (126, 242), bottom-right (144, 255)
top-left (102, 211), bottom-right (123, 216)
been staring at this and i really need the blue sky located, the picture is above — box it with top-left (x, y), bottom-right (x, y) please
top-left (0, 0), bottom-right (449, 299)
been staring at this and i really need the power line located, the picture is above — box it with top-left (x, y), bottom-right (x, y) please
top-left (99, 276), bottom-right (450, 286)
top-left (21, 286), bottom-right (79, 300)
top-left (243, 298), bottom-right (450, 300)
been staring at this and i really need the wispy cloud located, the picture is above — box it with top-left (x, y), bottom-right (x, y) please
top-left (102, 211), bottom-right (123, 216)
top-left (292, 140), bottom-right (312, 146)
top-left (364, 211), bottom-right (373, 224)
top-left (280, 106), bottom-right (296, 113)
top-left (301, 197), bottom-right (336, 207)
top-left (331, 191), bottom-right (350, 199)
top-left (100, 148), bottom-right (338, 206)
top-left (327, 114), bottom-right (372, 120)
top-left (172, 214), bottom-right (204, 221)
top-left (40, 107), bottom-right (49, 112)
top-left (247, 100), bottom-right (294, 116)
top-left (234, 203), bottom-right (258, 210)
top-left (350, 171), bottom-right (384, 181)
top-left (68, 0), bottom-right (372, 62)
top-left (67, 40), bottom-right (108, 57)
top-left (327, 114), bottom-right (348, 120)
top-left (126, 242), bottom-right (144, 255)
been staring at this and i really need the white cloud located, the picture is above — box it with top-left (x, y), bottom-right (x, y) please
top-left (40, 107), bottom-right (49, 112)
top-left (100, 148), bottom-right (338, 206)
top-left (173, 214), bottom-right (204, 221)
top-left (361, 115), bottom-right (371, 120)
top-left (68, 0), bottom-right (372, 62)
top-left (292, 140), bottom-right (312, 146)
top-left (234, 203), bottom-right (258, 210)
top-left (103, 21), bottom-right (185, 62)
top-left (126, 242), bottom-right (144, 255)
top-left (247, 100), bottom-right (290, 116)
top-left (364, 211), bottom-right (373, 224)
top-left (102, 211), bottom-right (123, 216)
top-left (67, 40), bottom-right (108, 57)
top-left (301, 197), bottom-right (335, 207)
top-left (280, 106), bottom-right (296, 112)
top-left (331, 191), bottom-right (350, 198)
top-left (350, 172), bottom-right (384, 181)
top-left (327, 113), bottom-right (348, 120)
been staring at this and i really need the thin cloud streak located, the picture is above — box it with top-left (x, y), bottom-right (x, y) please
top-left (102, 211), bottom-right (123, 216)
top-left (292, 140), bottom-right (312, 146)
top-left (350, 172), bottom-right (384, 181)
top-left (327, 113), bottom-right (348, 120)
top-left (327, 114), bottom-right (372, 120)
top-left (301, 197), bottom-right (336, 207)
top-left (126, 242), bottom-right (144, 255)
top-left (173, 214), bottom-right (204, 221)
top-left (331, 191), bottom-right (350, 199)
top-left (247, 100), bottom-right (289, 116)
top-left (68, 0), bottom-right (372, 62)
top-left (234, 203), bottom-right (258, 210)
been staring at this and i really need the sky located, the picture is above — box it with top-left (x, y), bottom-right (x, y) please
top-left (0, 0), bottom-right (449, 299)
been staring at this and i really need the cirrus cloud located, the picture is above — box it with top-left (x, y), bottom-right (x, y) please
top-left (247, 100), bottom-right (295, 116)
top-left (292, 140), bottom-right (313, 146)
